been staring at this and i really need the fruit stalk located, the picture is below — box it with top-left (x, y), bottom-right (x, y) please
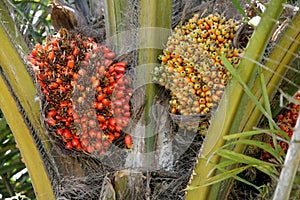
top-left (137, 0), bottom-right (172, 168)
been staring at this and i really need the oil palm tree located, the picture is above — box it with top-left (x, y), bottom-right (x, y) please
top-left (0, 0), bottom-right (299, 199)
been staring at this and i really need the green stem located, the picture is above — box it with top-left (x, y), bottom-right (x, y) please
top-left (137, 0), bottom-right (171, 166)
top-left (241, 10), bottom-right (300, 132)
top-left (259, 66), bottom-right (280, 152)
top-left (104, 0), bottom-right (127, 53)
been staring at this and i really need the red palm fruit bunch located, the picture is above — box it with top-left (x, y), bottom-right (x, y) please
top-left (260, 92), bottom-right (300, 162)
top-left (28, 28), bottom-right (132, 155)
top-left (153, 13), bottom-right (241, 132)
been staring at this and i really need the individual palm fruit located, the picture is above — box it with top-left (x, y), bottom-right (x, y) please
top-left (153, 13), bottom-right (242, 132)
top-left (260, 92), bottom-right (300, 162)
top-left (28, 29), bottom-right (132, 155)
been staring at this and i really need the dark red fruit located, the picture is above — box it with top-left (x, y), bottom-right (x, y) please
top-left (65, 142), bottom-right (73, 150)
top-left (29, 29), bottom-right (132, 155)
top-left (71, 138), bottom-right (79, 147)
top-left (62, 129), bottom-right (72, 139)
top-left (47, 110), bottom-right (57, 118)
top-left (46, 117), bottom-right (56, 126)
top-left (104, 52), bottom-right (115, 59)
top-left (124, 135), bottom-right (132, 148)
top-left (114, 66), bottom-right (125, 74)
top-left (56, 129), bottom-right (64, 135)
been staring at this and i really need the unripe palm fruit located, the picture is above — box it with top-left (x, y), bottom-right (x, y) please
top-left (153, 13), bottom-right (242, 132)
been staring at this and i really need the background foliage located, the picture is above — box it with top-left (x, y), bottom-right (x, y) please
top-left (0, 110), bottom-right (35, 199)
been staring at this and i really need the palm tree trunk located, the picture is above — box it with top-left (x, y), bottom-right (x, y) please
top-left (0, 2), bottom-right (55, 199)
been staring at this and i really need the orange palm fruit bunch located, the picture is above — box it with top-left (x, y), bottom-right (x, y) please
top-left (28, 29), bottom-right (132, 155)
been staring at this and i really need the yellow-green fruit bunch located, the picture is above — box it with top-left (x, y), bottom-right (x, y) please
top-left (153, 13), bottom-right (241, 117)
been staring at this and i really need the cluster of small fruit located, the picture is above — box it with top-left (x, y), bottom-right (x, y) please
top-left (153, 13), bottom-right (241, 131)
top-left (28, 29), bottom-right (132, 155)
top-left (260, 92), bottom-right (300, 161)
